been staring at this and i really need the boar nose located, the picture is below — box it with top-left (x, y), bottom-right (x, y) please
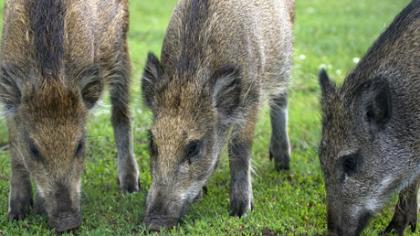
top-left (49, 211), bottom-right (81, 233)
top-left (327, 207), bottom-right (343, 236)
top-left (54, 182), bottom-right (81, 214)
top-left (49, 182), bottom-right (81, 233)
top-left (327, 222), bottom-right (343, 236)
top-left (144, 215), bottom-right (178, 232)
top-left (144, 193), bottom-right (179, 231)
top-left (147, 198), bottom-right (168, 216)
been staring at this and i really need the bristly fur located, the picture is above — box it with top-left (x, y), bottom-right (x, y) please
top-left (0, 64), bottom-right (24, 114)
top-left (30, 0), bottom-right (65, 77)
top-left (28, 81), bottom-right (81, 116)
top-left (177, 0), bottom-right (209, 75)
top-left (342, 0), bottom-right (420, 94)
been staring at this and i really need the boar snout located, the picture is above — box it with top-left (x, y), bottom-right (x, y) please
top-left (143, 201), bottom-right (181, 231)
top-left (327, 221), bottom-right (345, 236)
top-left (327, 209), bottom-right (342, 236)
top-left (49, 211), bottom-right (81, 233)
top-left (144, 215), bottom-right (178, 232)
top-left (144, 188), bottom-right (188, 231)
top-left (327, 205), bottom-right (372, 236)
top-left (42, 181), bottom-right (81, 233)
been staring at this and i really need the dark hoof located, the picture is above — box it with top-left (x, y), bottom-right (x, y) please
top-left (8, 210), bottom-right (28, 221)
top-left (8, 198), bottom-right (33, 221)
top-left (269, 149), bottom-right (290, 171)
top-left (229, 197), bottom-right (253, 217)
top-left (118, 174), bottom-right (140, 193)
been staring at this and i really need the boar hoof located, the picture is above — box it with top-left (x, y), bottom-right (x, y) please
top-left (8, 198), bottom-right (33, 221)
top-left (269, 149), bottom-right (290, 171)
top-left (229, 197), bottom-right (253, 217)
top-left (8, 210), bottom-right (28, 221)
top-left (117, 175), bottom-right (140, 193)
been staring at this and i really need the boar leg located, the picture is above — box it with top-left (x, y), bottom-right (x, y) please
top-left (8, 120), bottom-right (33, 220)
top-left (109, 44), bottom-right (139, 193)
top-left (228, 109), bottom-right (257, 217)
top-left (193, 186), bottom-right (208, 202)
top-left (382, 177), bottom-right (420, 236)
top-left (33, 190), bottom-right (47, 216)
top-left (269, 94), bottom-right (291, 171)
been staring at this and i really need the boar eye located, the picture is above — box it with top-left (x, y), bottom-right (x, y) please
top-left (340, 152), bottom-right (360, 177)
top-left (185, 140), bottom-right (202, 164)
top-left (148, 130), bottom-right (158, 157)
top-left (29, 140), bottom-right (42, 161)
top-left (75, 139), bottom-right (85, 156)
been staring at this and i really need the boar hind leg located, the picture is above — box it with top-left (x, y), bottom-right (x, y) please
top-left (269, 93), bottom-right (291, 171)
top-left (8, 125), bottom-right (33, 220)
top-left (228, 109), bottom-right (257, 217)
top-left (382, 177), bottom-right (420, 236)
top-left (109, 45), bottom-right (139, 193)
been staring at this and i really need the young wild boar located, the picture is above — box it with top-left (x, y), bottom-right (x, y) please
top-left (319, 1), bottom-right (420, 235)
top-left (0, 0), bottom-right (139, 232)
top-left (141, 0), bottom-right (294, 231)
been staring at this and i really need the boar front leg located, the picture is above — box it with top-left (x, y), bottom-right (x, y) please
top-left (109, 44), bottom-right (139, 193)
top-left (381, 177), bottom-right (420, 236)
top-left (228, 109), bottom-right (257, 217)
top-left (33, 190), bottom-right (47, 216)
top-left (269, 93), bottom-right (291, 171)
top-left (7, 119), bottom-right (33, 220)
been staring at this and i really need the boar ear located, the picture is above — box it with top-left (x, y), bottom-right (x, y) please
top-left (319, 69), bottom-right (335, 97)
top-left (211, 65), bottom-right (242, 121)
top-left (360, 77), bottom-right (392, 129)
top-left (0, 64), bottom-right (23, 115)
top-left (78, 64), bottom-right (103, 109)
top-left (142, 52), bottom-right (164, 109)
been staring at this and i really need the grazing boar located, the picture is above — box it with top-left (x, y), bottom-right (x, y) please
top-left (318, 1), bottom-right (420, 235)
top-left (0, 0), bottom-right (139, 232)
top-left (141, 0), bottom-right (294, 231)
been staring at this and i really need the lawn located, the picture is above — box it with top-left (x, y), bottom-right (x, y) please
top-left (0, 0), bottom-right (414, 235)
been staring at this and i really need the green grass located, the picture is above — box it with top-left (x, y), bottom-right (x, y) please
top-left (0, 0), bottom-right (414, 235)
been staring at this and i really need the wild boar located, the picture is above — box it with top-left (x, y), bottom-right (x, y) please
top-left (319, 0), bottom-right (420, 235)
top-left (141, 0), bottom-right (294, 230)
top-left (0, 0), bottom-right (139, 232)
